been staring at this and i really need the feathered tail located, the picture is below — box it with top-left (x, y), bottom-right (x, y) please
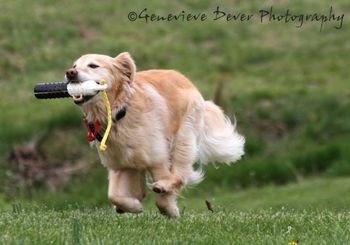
top-left (198, 101), bottom-right (245, 165)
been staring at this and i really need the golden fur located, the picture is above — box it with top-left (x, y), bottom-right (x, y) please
top-left (66, 52), bottom-right (245, 218)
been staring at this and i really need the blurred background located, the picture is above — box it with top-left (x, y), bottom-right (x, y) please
top-left (0, 0), bottom-right (349, 211)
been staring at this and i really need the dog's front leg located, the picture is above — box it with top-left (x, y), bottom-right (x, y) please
top-left (108, 169), bottom-right (146, 214)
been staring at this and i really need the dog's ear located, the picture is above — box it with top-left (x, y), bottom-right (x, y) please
top-left (114, 52), bottom-right (136, 83)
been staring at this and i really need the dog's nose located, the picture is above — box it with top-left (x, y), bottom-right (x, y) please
top-left (66, 68), bottom-right (78, 81)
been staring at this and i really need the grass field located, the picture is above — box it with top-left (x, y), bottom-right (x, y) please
top-left (2, 177), bottom-right (350, 244)
top-left (0, 0), bottom-right (350, 244)
top-left (2, 209), bottom-right (350, 244)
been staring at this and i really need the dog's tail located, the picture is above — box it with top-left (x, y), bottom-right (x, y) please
top-left (198, 101), bottom-right (245, 165)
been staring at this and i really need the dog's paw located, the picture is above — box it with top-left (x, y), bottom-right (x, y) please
top-left (115, 207), bottom-right (125, 214)
top-left (152, 178), bottom-right (184, 194)
top-left (152, 182), bottom-right (167, 194)
top-left (152, 179), bottom-right (180, 194)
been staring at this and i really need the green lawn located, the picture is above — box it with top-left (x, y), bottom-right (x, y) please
top-left (2, 209), bottom-right (349, 244)
top-left (2, 177), bottom-right (350, 244)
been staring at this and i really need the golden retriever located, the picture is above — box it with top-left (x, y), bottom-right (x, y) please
top-left (65, 52), bottom-right (245, 218)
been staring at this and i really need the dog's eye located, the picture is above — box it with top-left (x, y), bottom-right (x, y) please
top-left (88, 63), bottom-right (99, 69)
top-left (73, 64), bottom-right (76, 68)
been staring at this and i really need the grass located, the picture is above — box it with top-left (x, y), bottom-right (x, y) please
top-left (2, 177), bottom-right (350, 244)
top-left (2, 209), bottom-right (350, 244)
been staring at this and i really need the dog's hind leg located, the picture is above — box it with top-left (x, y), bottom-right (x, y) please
top-left (155, 192), bottom-right (180, 218)
top-left (108, 169), bottom-right (146, 214)
top-left (170, 124), bottom-right (202, 186)
top-left (151, 104), bottom-right (203, 194)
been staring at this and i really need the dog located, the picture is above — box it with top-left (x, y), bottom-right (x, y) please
top-left (65, 52), bottom-right (245, 218)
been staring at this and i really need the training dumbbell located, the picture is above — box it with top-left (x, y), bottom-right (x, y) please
top-left (34, 80), bottom-right (108, 99)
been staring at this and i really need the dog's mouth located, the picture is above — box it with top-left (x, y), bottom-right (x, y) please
top-left (68, 79), bottom-right (97, 105)
top-left (72, 94), bottom-right (95, 105)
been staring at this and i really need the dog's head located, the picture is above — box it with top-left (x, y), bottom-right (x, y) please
top-left (65, 52), bottom-right (136, 105)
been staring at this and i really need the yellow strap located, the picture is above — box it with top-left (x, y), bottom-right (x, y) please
top-left (99, 80), bottom-right (112, 152)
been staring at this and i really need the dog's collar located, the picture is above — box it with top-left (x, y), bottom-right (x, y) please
top-left (83, 106), bottom-right (127, 142)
